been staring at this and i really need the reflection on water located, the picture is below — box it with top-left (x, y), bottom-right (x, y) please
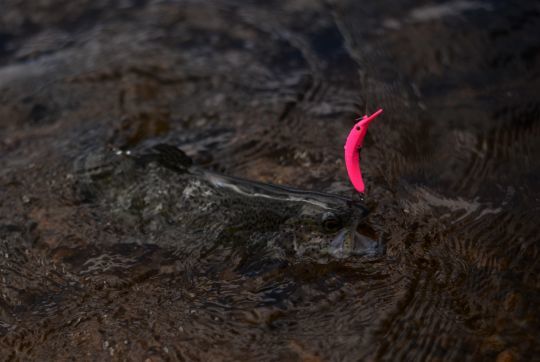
top-left (0, 0), bottom-right (539, 360)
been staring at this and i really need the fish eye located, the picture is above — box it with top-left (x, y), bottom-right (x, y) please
top-left (321, 212), bottom-right (343, 232)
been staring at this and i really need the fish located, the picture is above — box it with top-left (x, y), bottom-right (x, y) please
top-left (73, 144), bottom-right (381, 262)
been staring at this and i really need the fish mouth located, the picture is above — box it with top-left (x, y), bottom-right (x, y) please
top-left (328, 224), bottom-right (381, 259)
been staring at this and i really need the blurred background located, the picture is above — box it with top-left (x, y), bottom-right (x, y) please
top-left (0, 1), bottom-right (539, 360)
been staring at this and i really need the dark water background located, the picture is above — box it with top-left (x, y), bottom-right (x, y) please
top-left (1, 0), bottom-right (539, 360)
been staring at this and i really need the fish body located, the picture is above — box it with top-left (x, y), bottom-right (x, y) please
top-left (74, 145), bottom-right (381, 261)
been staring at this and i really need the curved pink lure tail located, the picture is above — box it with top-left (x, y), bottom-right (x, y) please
top-left (344, 109), bottom-right (383, 194)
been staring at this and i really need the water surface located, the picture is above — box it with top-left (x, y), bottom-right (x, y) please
top-left (0, 0), bottom-right (539, 360)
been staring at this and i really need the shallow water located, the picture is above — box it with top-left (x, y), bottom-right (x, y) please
top-left (1, 0), bottom-right (539, 360)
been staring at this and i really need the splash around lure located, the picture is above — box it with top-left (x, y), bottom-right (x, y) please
top-left (344, 109), bottom-right (383, 194)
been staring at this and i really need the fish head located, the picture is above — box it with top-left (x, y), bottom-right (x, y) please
top-left (282, 196), bottom-right (381, 260)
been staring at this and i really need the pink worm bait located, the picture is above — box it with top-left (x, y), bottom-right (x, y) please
top-left (344, 109), bottom-right (383, 194)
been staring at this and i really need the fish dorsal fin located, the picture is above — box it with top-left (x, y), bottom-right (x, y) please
top-left (152, 144), bottom-right (193, 172)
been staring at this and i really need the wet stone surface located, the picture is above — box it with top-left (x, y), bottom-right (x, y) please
top-left (1, 0), bottom-right (539, 360)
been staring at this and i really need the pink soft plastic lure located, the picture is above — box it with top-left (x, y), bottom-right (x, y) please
top-left (344, 109), bottom-right (383, 194)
